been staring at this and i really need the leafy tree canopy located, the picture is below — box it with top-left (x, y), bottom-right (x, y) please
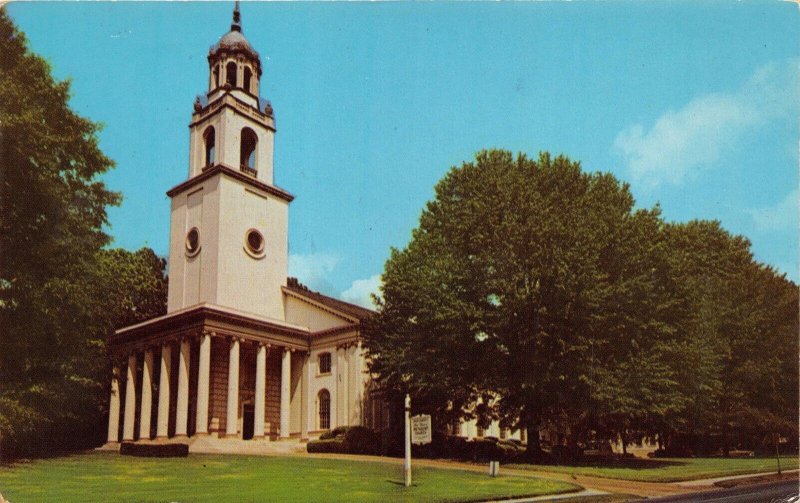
top-left (0, 11), bottom-right (167, 460)
top-left (364, 149), bottom-right (797, 457)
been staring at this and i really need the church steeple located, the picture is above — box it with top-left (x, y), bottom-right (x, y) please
top-left (207, 2), bottom-right (263, 95)
top-left (188, 2), bottom-right (276, 184)
top-left (167, 3), bottom-right (289, 319)
top-left (231, 1), bottom-right (242, 32)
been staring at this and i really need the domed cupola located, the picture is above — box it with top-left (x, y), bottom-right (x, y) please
top-left (207, 1), bottom-right (262, 96)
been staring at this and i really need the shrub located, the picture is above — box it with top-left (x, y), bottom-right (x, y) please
top-left (119, 442), bottom-right (188, 457)
top-left (306, 438), bottom-right (344, 453)
top-left (343, 426), bottom-right (379, 455)
top-left (307, 426), bottom-right (379, 455)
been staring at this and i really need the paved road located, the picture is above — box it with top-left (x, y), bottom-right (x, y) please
top-left (648, 479), bottom-right (799, 503)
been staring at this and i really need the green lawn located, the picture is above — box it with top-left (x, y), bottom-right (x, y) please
top-left (0, 452), bottom-right (578, 503)
top-left (508, 456), bottom-right (799, 483)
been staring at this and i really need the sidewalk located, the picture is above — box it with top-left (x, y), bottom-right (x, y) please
top-left (676, 468), bottom-right (800, 487)
top-left (484, 488), bottom-right (610, 502)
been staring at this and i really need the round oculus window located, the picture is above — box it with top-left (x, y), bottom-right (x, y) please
top-left (185, 227), bottom-right (200, 256)
top-left (245, 228), bottom-right (265, 257)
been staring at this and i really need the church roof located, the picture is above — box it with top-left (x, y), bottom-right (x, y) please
top-left (286, 277), bottom-right (374, 321)
top-left (210, 30), bottom-right (259, 59)
top-left (209, 2), bottom-right (260, 61)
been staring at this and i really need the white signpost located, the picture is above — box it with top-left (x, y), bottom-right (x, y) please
top-left (411, 414), bottom-right (432, 445)
top-left (404, 396), bottom-right (431, 488)
top-left (404, 394), bottom-right (412, 487)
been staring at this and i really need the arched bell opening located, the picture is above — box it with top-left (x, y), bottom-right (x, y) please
top-left (240, 127), bottom-right (258, 176)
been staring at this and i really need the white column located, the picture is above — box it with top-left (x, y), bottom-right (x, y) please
top-left (337, 346), bottom-right (349, 426)
top-left (335, 346), bottom-right (344, 426)
top-left (350, 341), bottom-right (363, 425)
top-left (226, 338), bottom-right (240, 437)
top-left (139, 348), bottom-right (154, 440)
top-left (195, 332), bottom-right (211, 435)
top-left (107, 365), bottom-right (121, 443)
top-left (156, 343), bottom-right (172, 438)
top-left (280, 348), bottom-right (291, 439)
top-left (122, 352), bottom-right (137, 441)
top-left (300, 352), bottom-right (309, 441)
top-left (175, 338), bottom-right (191, 437)
top-left (254, 343), bottom-right (267, 438)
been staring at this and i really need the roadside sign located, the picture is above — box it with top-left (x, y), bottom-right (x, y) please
top-left (411, 414), bottom-right (432, 445)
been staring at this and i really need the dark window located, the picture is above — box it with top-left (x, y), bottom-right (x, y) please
top-left (318, 353), bottom-right (332, 374)
top-left (213, 65), bottom-right (220, 87)
top-left (185, 227), bottom-right (200, 255)
top-left (240, 127), bottom-right (258, 173)
top-left (243, 67), bottom-right (252, 93)
top-left (203, 126), bottom-right (215, 167)
top-left (318, 390), bottom-right (331, 430)
top-left (245, 229), bottom-right (264, 256)
top-left (226, 61), bottom-right (237, 87)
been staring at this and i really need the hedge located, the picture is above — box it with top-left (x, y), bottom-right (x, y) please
top-left (119, 442), bottom-right (189, 457)
top-left (307, 426), bottom-right (526, 461)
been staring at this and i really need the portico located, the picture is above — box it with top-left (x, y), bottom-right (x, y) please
top-left (107, 303), bottom-right (366, 444)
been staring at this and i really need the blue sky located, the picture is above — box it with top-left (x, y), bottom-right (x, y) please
top-left (7, 1), bottom-right (799, 306)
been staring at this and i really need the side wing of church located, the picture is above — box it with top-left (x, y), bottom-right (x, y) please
top-left (105, 5), bottom-right (375, 447)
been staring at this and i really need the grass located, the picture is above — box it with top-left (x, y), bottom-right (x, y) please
top-left (507, 456), bottom-right (799, 483)
top-left (0, 452), bottom-right (579, 503)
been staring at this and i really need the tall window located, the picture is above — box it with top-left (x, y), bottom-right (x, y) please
top-left (213, 65), bottom-right (220, 87)
top-left (318, 352), bottom-right (332, 374)
top-left (240, 127), bottom-right (258, 174)
top-left (243, 67), bottom-right (252, 93)
top-left (318, 390), bottom-right (331, 430)
top-left (226, 61), bottom-right (237, 87)
top-left (203, 126), bottom-right (215, 167)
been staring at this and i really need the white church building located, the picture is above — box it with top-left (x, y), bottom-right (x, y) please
top-left (105, 5), bottom-right (376, 448)
top-left (105, 4), bottom-right (523, 450)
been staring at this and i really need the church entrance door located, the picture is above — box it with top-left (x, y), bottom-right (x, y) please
top-left (242, 404), bottom-right (254, 440)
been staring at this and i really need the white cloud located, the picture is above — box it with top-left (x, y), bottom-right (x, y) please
top-left (613, 59), bottom-right (799, 189)
top-left (748, 188), bottom-right (799, 232)
top-left (288, 253), bottom-right (340, 292)
top-left (341, 274), bottom-right (382, 309)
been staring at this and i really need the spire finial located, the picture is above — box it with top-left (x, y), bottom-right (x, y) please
top-left (231, 1), bottom-right (242, 32)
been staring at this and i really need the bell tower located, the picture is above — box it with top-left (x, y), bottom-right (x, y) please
top-left (166, 2), bottom-right (293, 320)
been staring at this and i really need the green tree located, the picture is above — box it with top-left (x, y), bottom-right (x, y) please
top-left (365, 150), bottom-right (683, 457)
top-left (625, 220), bottom-right (796, 455)
top-left (0, 11), bottom-right (168, 460)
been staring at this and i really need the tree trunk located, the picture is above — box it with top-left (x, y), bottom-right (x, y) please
top-left (525, 424), bottom-right (542, 460)
top-left (620, 430), bottom-right (628, 456)
top-left (722, 423), bottom-right (730, 457)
